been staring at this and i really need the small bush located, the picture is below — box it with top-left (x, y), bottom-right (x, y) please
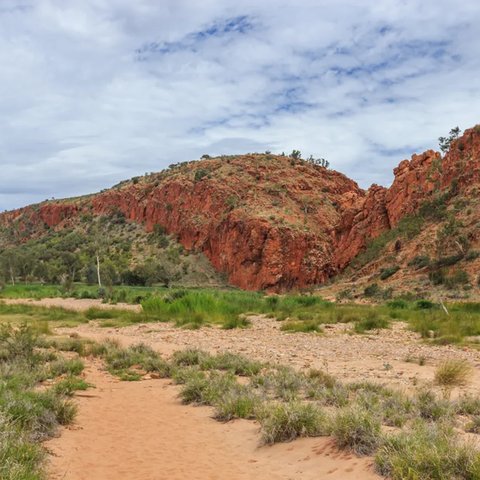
top-left (435, 254), bottom-right (464, 268)
top-left (332, 407), bottom-right (381, 455)
top-left (194, 169), bottom-right (209, 181)
top-left (466, 250), bottom-right (480, 261)
top-left (445, 270), bottom-right (470, 288)
top-left (214, 388), bottom-right (261, 421)
top-left (387, 299), bottom-right (408, 309)
top-left (178, 372), bottom-right (209, 404)
top-left (53, 376), bottom-right (91, 396)
top-left (380, 266), bottom-right (400, 280)
top-left (259, 402), bottom-right (329, 444)
top-left (171, 349), bottom-right (211, 367)
top-left (466, 415), bottom-right (480, 434)
top-left (415, 299), bottom-right (436, 310)
top-left (205, 352), bottom-right (263, 376)
top-left (253, 367), bottom-right (305, 401)
top-left (307, 368), bottom-right (337, 389)
top-left (222, 315), bottom-right (251, 330)
top-left (434, 359), bottom-right (472, 390)
top-left (280, 320), bottom-right (322, 333)
top-left (408, 255), bottom-right (431, 269)
top-left (364, 284), bottom-right (380, 297)
top-left (49, 358), bottom-right (84, 377)
top-left (456, 395), bottom-right (480, 416)
top-left (415, 390), bottom-right (453, 421)
top-left (180, 371), bottom-right (237, 406)
top-left (375, 422), bottom-right (480, 480)
top-left (354, 313), bottom-right (389, 333)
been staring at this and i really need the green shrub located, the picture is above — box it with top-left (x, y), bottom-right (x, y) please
top-left (307, 368), bottom-right (337, 389)
top-left (214, 388), bottom-right (261, 421)
top-left (253, 367), bottom-right (305, 401)
top-left (171, 349), bottom-right (211, 367)
top-left (375, 421), bottom-right (480, 480)
top-left (332, 407), bottom-right (381, 455)
top-left (429, 269), bottom-right (446, 285)
top-left (387, 299), bottom-right (408, 309)
top-left (364, 284), bottom-right (380, 297)
top-left (445, 270), bottom-right (470, 288)
top-left (435, 254), bottom-right (464, 268)
top-left (222, 315), bottom-right (251, 329)
top-left (49, 358), bottom-right (84, 377)
top-left (466, 416), bottom-right (480, 434)
top-left (416, 299), bottom-right (436, 310)
top-left (205, 352), bottom-right (263, 376)
top-left (466, 250), bottom-right (480, 261)
top-left (380, 266), bottom-right (400, 280)
top-left (456, 395), bottom-right (480, 416)
top-left (354, 312), bottom-right (389, 333)
top-left (408, 255), bottom-right (431, 269)
top-left (194, 169), bottom-right (209, 181)
top-left (53, 376), bottom-right (91, 396)
top-left (180, 371), bottom-right (237, 406)
top-left (280, 320), bottom-right (322, 333)
top-left (415, 390), bottom-right (453, 421)
top-left (259, 402), bottom-right (329, 444)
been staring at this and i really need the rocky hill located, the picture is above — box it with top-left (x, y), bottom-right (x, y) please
top-left (1, 126), bottom-right (480, 296)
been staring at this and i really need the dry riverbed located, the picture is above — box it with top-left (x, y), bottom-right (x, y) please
top-left (5, 297), bottom-right (480, 479)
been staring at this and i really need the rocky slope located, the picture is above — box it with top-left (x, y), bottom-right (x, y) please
top-left (1, 126), bottom-right (480, 293)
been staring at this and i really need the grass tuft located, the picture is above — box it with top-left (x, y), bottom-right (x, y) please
top-left (434, 359), bottom-right (473, 391)
top-left (375, 421), bottom-right (480, 480)
top-left (332, 407), bottom-right (381, 455)
top-left (259, 401), bottom-right (330, 444)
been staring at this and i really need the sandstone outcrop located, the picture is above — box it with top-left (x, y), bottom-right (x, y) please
top-left (2, 126), bottom-right (479, 291)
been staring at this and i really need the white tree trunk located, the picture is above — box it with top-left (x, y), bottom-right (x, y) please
top-left (96, 254), bottom-right (102, 287)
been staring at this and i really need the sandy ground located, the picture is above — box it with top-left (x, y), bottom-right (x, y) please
top-left (18, 296), bottom-right (480, 395)
top-left (46, 359), bottom-right (378, 480)
top-left (6, 297), bottom-right (480, 479)
top-left (3, 297), bottom-right (141, 312)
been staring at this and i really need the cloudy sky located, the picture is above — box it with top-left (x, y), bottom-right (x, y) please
top-left (1, 0), bottom-right (480, 210)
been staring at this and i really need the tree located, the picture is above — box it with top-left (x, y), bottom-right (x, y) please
top-left (438, 127), bottom-right (461, 155)
top-left (290, 150), bottom-right (302, 159)
top-left (306, 156), bottom-right (330, 168)
top-left (0, 250), bottom-right (18, 285)
top-left (89, 220), bottom-right (108, 288)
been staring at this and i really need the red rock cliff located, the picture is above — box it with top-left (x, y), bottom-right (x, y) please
top-left (1, 126), bottom-right (480, 291)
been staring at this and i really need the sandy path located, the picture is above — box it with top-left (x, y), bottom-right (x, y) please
top-left (46, 359), bottom-right (378, 480)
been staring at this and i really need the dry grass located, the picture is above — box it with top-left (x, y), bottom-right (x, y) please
top-left (434, 359), bottom-right (473, 392)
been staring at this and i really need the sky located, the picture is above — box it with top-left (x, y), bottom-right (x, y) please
top-left (1, 0), bottom-right (480, 211)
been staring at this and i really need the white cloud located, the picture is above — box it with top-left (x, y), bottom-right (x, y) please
top-left (1, 0), bottom-right (480, 210)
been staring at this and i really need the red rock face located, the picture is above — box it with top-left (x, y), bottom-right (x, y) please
top-left (334, 184), bottom-right (390, 270)
top-left (88, 158), bottom-right (359, 291)
top-left (441, 126), bottom-right (480, 189)
top-left (384, 150), bottom-right (441, 226)
top-left (1, 127), bottom-right (480, 291)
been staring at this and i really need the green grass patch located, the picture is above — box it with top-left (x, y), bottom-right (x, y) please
top-left (375, 422), bottom-right (480, 480)
top-left (354, 312), bottom-right (390, 333)
top-left (0, 324), bottom-right (79, 479)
